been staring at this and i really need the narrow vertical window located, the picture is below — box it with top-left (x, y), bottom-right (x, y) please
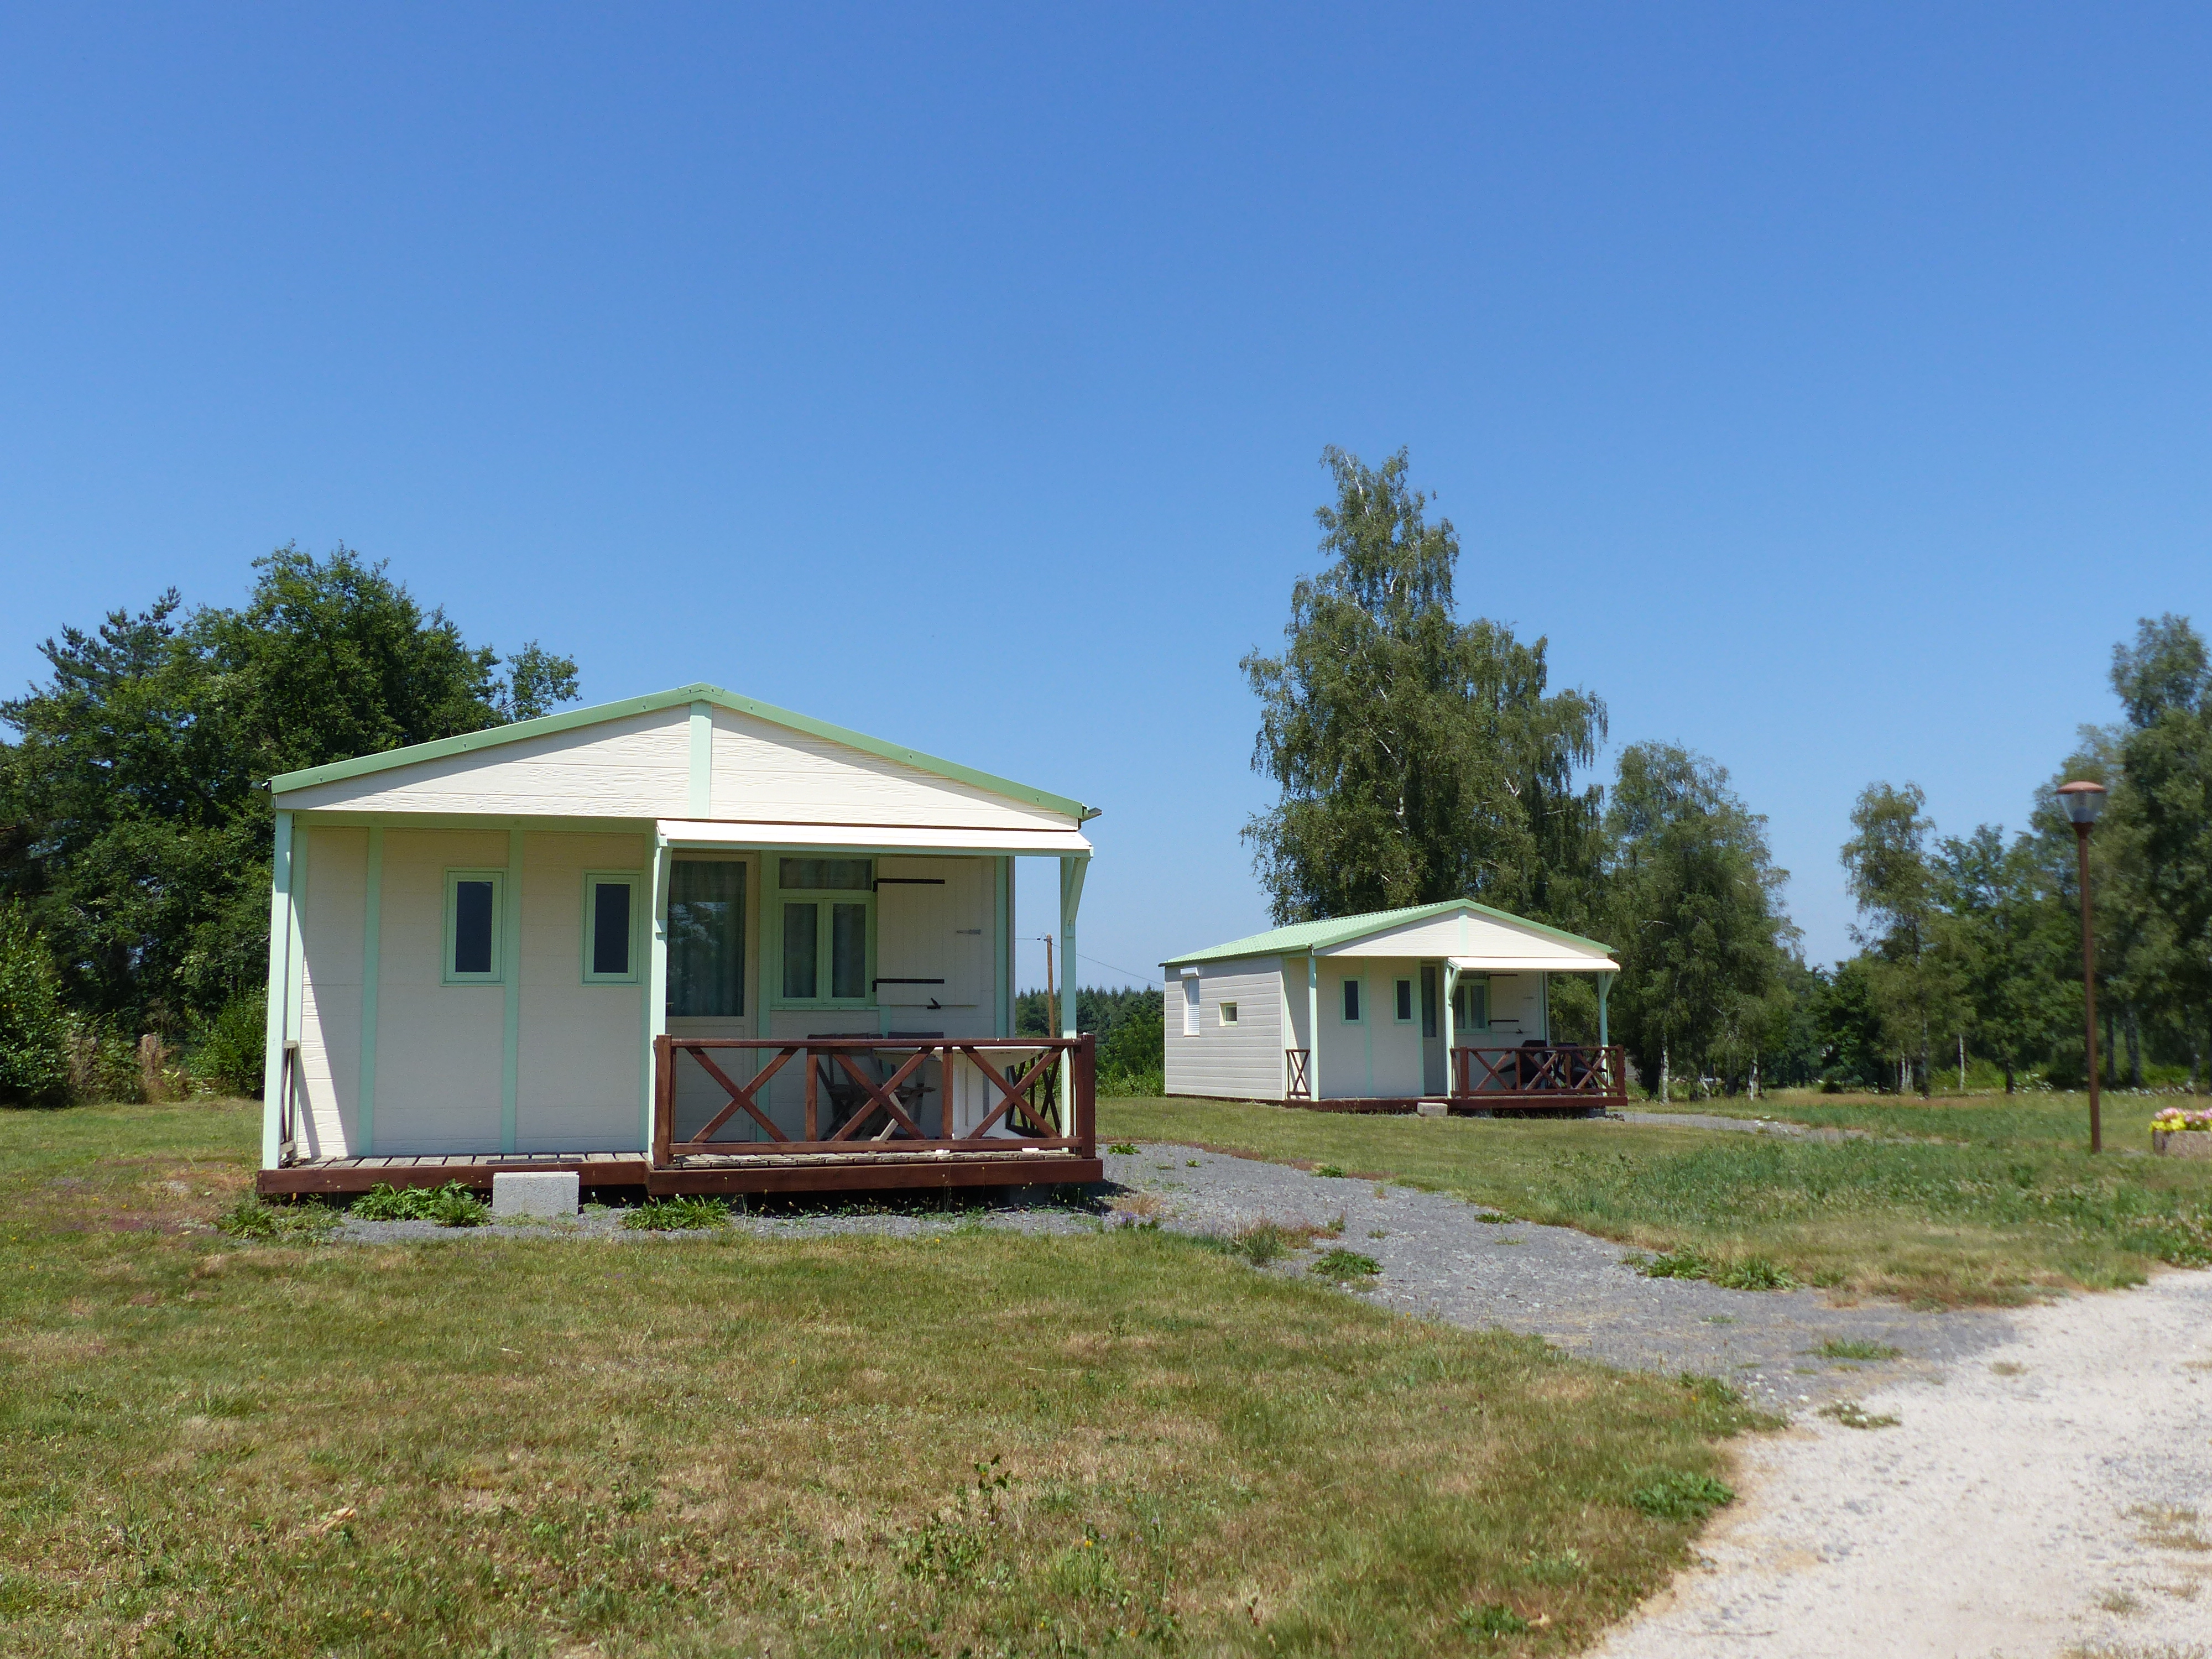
top-left (1395, 979), bottom-right (1414, 1022)
top-left (830, 902), bottom-right (868, 999)
top-left (1181, 975), bottom-right (1200, 1035)
top-left (669, 860), bottom-right (745, 1015)
top-left (583, 873), bottom-right (640, 984)
top-left (444, 870), bottom-right (504, 984)
top-left (1342, 978), bottom-right (1363, 1022)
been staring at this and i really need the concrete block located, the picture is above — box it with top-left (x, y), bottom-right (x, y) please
top-left (1415, 1101), bottom-right (1448, 1118)
top-left (492, 1171), bottom-right (579, 1218)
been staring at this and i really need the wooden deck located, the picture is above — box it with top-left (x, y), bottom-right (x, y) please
top-left (1296, 1095), bottom-right (1618, 1117)
top-left (257, 1035), bottom-right (1103, 1199)
top-left (257, 1147), bottom-right (1103, 1197)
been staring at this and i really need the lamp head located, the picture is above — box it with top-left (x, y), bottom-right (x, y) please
top-left (2058, 779), bottom-right (2108, 826)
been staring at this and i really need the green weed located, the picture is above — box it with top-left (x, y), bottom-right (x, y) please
top-left (1629, 1469), bottom-right (1735, 1520)
top-left (215, 1197), bottom-right (338, 1242)
top-left (1815, 1338), bottom-right (1903, 1361)
top-left (621, 1196), bottom-right (730, 1231)
top-left (350, 1181), bottom-right (488, 1227)
top-left (1310, 1248), bottom-right (1381, 1281)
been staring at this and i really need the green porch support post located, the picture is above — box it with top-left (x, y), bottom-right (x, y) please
top-left (259, 811), bottom-right (295, 1168)
top-left (1058, 855), bottom-right (1088, 1134)
top-left (1306, 950), bottom-right (1319, 1100)
top-left (643, 836), bottom-right (671, 1149)
top-left (1441, 962), bottom-right (1458, 1097)
top-left (500, 827), bottom-right (525, 1154)
top-left (358, 824), bottom-right (383, 1155)
top-left (994, 855), bottom-right (1012, 1037)
top-left (1598, 972), bottom-right (1611, 1046)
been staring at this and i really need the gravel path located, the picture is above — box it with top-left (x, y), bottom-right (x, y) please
top-left (1593, 1267), bottom-right (2212, 1659)
top-left (1104, 1145), bottom-right (2011, 1411)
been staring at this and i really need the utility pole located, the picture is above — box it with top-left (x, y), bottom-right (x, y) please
top-left (2058, 781), bottom-right (2107, 1153)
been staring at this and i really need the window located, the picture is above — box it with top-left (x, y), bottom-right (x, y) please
top-left (1341, 977), bottom-right (1363, 1023)
top-left (444, 870), bottom-right (504, 984)
top-left (1181, 975), bottom-right (1201, 1035)
top-left (669, 860), bottom-right (746, 1015)
top-left (1452, 978), bottom-right (1489, 1030)
top-left (779, 857), bottom-right (871, 1003)
top-left (1394, 979), bottom-right (1415, 1022)
top-left (1220, 1001), bottom-right (1239, 1025)
top-left (583, 873), bottom-right (640, 983)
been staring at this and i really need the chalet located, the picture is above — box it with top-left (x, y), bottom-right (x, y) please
top-left (1162, 901), bottom-right (1625, 1113)
top-left (256, 685), bottom-right (1100, 1198)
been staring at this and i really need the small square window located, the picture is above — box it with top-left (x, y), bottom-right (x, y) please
top-left (444, 870), bottom-right (505, 984)
top-left (583, 873), bottom-right (641, 984)
top-left (1395, 979), bottom-right (1415, 1022)
top-left (1220, 1001), bottom-right (1239, 1025)
top-left (1342, 978), bottom-right (1363, 1023)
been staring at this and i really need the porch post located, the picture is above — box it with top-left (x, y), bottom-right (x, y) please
top-left (358, 824), bottom-right (383, 1155)
top-left (259, 810), bottom-right (295, 1169)
top-left (643, 836), bottom-right (671, 1150)
top-left (1058, 855), bottom-right (1088, 1134)
top-left (1306, 950), bottom-right (1319, 1100)
top-left (994, 855), bottom-right (1012, 1037)
top-left (1441, 961), bottom-right (1458, 1097)
top-left (1598, 972), bottom-right (1612, 1046)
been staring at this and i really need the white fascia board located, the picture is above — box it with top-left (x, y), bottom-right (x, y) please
top-left (1448, 954), bottom-right (1620, 974)
top-left (656, 818), bottom-right (1092, 855)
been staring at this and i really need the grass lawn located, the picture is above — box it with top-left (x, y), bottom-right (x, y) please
top-left (1, 1099), bottom-right (1766, 1658)
top-left (1099, 1092), bottom-right (2212, 1308)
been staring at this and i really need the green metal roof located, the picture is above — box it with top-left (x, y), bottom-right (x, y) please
top-left (267, 683), bottom-right (1094, 821)
top-left (1161, 899), bottom-right (1614, 968)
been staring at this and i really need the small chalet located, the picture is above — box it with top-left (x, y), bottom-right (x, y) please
top-left (1162, 901), bottom-right (1624, 1112)
top-left (256, 685), bottom-right (1101, 1198)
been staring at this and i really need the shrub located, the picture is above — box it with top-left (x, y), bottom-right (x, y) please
top-left (0, 904), bottom-right (71, 1105)
top-left (1458, 1602), bottom-right (1530, 1638)
top-left (351, 1181), bottom-right (489, 1226)
top-left (194, 990), bottom-right (266, 1098)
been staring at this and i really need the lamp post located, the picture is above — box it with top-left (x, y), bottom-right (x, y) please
top-left (2058, 780), bottom-right (2108, 1154)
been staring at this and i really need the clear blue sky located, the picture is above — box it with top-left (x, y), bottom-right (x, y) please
top-left (4, 4), bottom-right (2209, 988)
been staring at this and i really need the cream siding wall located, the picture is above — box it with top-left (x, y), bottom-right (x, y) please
top-left (1164, 957), bottom-right (1285, 1101)
top-left (514, 830), bottom-right (653, 1151)
top-left (708, 706), bottom-right (1069, 831)
top-left (295, 826), bottom-right (367, 1157)
top-left (370, 828), bottom-right (508, 1152)
top-left (278, 707), bottom-right (692, 816)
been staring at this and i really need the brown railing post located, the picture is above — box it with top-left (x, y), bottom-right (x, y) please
top-left (1075, 1034), bottom-right (1095, 1155)
top-left (652, 1034), bottom-right (674, 1168)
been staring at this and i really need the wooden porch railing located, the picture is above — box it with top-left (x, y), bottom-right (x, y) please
top-left (653, 1035), bottom-right (1096, 1165)
top-left (1285, 1048), bottom-right (1312, 1100)
top-left (1451, 1044), bottom-right (1627, 1100)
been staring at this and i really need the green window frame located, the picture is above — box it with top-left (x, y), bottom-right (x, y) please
top-left (582, 872), bottom-right (642, 985)
top-left (1394, 978), bottom-right (1415, 1022)
top-left (442, 869), bottom-right (506, 985)
top-left (1219, 1001), bottom-right (1239, 1025)
top-left (1452, 977), bottom-right (1490, 1031)
top-left (1340, 975), bottom-right (1364, 1024)
top-left (775, 857), bottom-right (874, 1006)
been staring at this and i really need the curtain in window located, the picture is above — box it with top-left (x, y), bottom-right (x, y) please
top-left (783, 901), bottom-right (818, 999)
top-left (669, 862), bottom-right (745, 1016)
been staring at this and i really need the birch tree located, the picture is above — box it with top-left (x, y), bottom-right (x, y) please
top-left (1243, 446), bottom-right (1606, 927)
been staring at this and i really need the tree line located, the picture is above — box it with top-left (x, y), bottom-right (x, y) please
top-left (1243, 446), bottom-right (2211, 1098)
top-left (0, 546), bottom-right (577, 1102)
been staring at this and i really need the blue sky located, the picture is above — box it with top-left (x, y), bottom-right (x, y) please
top-left (4, 4), bottom-right (2208, 988)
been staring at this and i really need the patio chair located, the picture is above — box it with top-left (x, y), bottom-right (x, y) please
top-left (810, 1032), bottom-right (942, 1139)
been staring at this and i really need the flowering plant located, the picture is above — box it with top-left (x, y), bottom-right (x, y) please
top-left (2151, 1108), bottom-right (2212, 1133)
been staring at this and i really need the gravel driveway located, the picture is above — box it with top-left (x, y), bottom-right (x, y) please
top-left (1103, 1144), bottom-right (2011, 1412)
